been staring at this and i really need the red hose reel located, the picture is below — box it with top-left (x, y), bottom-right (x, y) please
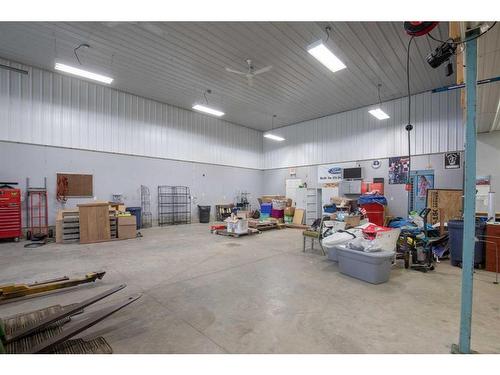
top-left (404, 21), bottom-right (439, 37)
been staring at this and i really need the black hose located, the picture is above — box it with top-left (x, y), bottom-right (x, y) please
top-left (406, 36), bottom-right (415, 213)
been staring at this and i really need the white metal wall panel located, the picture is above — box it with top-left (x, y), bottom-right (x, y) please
top-left (0, 59), bottom-right (263, 169)
top-left (264, 90), bottom-right (463, 169)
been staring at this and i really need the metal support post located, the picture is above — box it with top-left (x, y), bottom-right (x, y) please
top-left (457, 28), bottom-right (479, 354)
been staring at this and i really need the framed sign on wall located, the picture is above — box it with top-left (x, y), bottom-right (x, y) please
top-left (444, 152), bottom-right (461, 169)
top-left (317, 165), bottom-right (342, 184)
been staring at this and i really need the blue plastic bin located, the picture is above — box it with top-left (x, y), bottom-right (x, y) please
top-left (261, 203), bottom-right (272, 214)
top-left (127, 207), bottom-right (142, 229)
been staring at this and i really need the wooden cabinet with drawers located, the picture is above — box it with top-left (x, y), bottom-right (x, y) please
top-left (485, 224), bottom-right (500, 273)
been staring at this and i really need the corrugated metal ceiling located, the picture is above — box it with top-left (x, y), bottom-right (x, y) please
top-left (0, 21), bottom-right (458, 131)
top-left (477, 23), bottom-right (500, 133)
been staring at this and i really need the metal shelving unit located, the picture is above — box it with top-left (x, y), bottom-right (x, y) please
top-left (140, 185), bottom-right (152, 228)
top-left (157, 186), bottom-right (191, 226)
top-left (295, 188), bottom-right (322, 226)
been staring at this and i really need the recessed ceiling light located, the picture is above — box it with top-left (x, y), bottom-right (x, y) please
top-left (192, 104), bottom-right (225, 117)
top-left (54, 63), bottom-right (113, 84)
top-left (369, 108), bottom-right (390, 120)
top-left (307, 40), bottom-right (346, 73)
top-left (264, 133), bottom-right (285, 142)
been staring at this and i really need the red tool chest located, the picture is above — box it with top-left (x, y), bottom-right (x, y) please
top-left (0, 188), bottom-right (22, 241)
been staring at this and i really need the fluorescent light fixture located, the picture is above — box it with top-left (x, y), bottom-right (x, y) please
top-left (369, 108), bottom-right (390, 120)
top-left (54, 63), bottom-right (113, 84)
top-left (307, 40), bottom-right (346, 73)
top-left (264, 133), bottom-right (285, 142)
top-left (192, 104), bottom-right (225, 117)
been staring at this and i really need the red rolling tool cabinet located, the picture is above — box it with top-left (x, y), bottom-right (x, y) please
top-left (0, 183), bottom-right (22, 241)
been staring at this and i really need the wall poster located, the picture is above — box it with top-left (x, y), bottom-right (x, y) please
top-left (317, 165), bottom-right (342, 184)
top-left (444, 152), bottom-right (461, 169)
top-left (388, 156), bottom-right (410, 184)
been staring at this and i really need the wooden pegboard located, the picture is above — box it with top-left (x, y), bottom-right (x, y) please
top-left (56, 173), bottom-right (93, 197)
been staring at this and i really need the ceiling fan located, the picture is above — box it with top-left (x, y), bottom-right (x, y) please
top-left (225, 59), bottom-right (272, 87)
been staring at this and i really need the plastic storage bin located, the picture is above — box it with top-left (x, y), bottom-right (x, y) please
top-left (126, 207), bottom-right (142, 229)
top-left (271, 208), bottom-right (284, 219)
top-left (260, 203), bottom-right (272, 219)
top-left (336, 245), bottom-right (395, 284)
top-left (448, 219), bottom-right (486, 267)
top-left (198, 205), bottom-right (211, 223)
top-left (260, 203), bottom-right (272, 214)
top-left (327, 247), bottom-right (339, 262)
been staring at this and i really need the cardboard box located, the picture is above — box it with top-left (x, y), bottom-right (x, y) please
top-left (284, 206), bottom-right (295, 216)
top-left (329, 213), bottom-right (337, 220)
top-left (344, 215), bottom-right (361, 229)
top-left (109, 202), bottom-right (126, 212)
top-left (118, 225), bottom-right (136, 239)
top-left (118, 216), bottom-right (137, 239)
top-left (259, 195), bottom-right (286, 204)
top-left (330, 197), bottom-right (356, 207)
top-left (118, 216), bottom-right (136, 226)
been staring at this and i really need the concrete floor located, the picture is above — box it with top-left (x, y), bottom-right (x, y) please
top-left (1, 224), bottom-right (499, 354)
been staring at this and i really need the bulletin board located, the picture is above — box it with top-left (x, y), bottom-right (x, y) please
top-left (56, 173), bottom-right (93, 198)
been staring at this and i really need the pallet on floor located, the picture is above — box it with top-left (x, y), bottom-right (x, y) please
top-left (248, 219), bottom-right (285, 231)
top-left (215, 228), bottom-right (260, 238)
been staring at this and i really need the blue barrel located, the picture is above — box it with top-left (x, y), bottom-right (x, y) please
top-left (127, 207), bottom-right (142, 229)
top-left (448, 219), bottom-right (486, 267)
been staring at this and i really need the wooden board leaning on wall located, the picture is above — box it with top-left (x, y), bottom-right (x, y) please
top-left (426, 189), bottom-right (463, 225)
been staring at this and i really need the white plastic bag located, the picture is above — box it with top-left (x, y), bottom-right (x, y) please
top-left (346, 237), bottom-right (382, 253)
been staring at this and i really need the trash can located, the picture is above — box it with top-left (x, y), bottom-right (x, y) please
top-left (448, 219), bottom-right (486, 267)
top-left (126, 207), bottom-right (142, 229)
top-left (360, 203), bottom-right (385, 226)
top-left (198, 205), bottom-right (211, 223)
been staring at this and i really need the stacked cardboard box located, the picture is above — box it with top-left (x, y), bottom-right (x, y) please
top-left (118, 216), bottom-right (137, 239)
